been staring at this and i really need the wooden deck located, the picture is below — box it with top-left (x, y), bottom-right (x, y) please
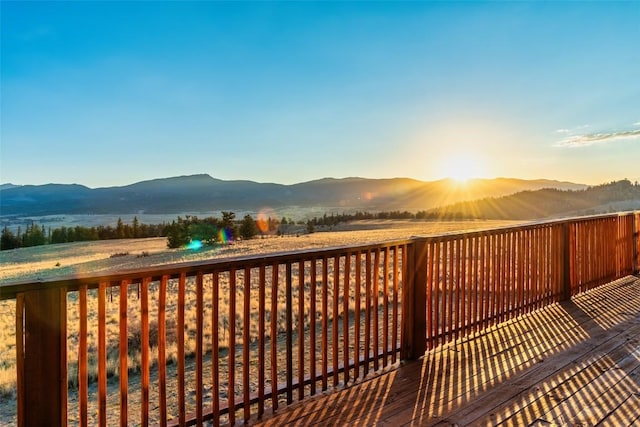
top-left (253, 275), bottom-right (640, 426)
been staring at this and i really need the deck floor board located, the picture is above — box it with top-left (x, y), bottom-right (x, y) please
top-left (251, 276), bottom-right (640, 426)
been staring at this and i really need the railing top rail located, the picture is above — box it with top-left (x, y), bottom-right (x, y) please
top-left (0, 237), bottom-right (416, 299)
top-left (1, 210), bottom-right (637, 300)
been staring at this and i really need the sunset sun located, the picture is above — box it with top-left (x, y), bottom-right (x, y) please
top-left (440, 154), bottom-right (488, 183)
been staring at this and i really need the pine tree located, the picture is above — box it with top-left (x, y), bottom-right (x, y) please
top-left (239, 215), bottom-right (258, 240)
top-left (1, 226), bottom-right (20, 250)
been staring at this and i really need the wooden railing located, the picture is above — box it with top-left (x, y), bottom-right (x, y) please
top-left (1, 212), bottom-right (638, 426)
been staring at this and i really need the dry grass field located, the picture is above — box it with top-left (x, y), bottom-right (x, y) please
top-left (0, 219), bottom-right (520, 424)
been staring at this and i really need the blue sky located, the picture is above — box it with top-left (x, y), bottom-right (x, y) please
top-left (2, 1), bottom-right (639, 188)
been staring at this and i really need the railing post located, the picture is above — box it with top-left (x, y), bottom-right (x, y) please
top-left (561, 222), bottom-right (572, 301)
top-left (18, 287), bottom-right (67, 427)
top-left (403, 238), bottom-right (428, 360)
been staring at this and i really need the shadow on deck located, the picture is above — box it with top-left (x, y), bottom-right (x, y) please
top-left (253, 275), bottom-right (640, 426)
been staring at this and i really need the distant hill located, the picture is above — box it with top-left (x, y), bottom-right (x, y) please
top-left (427, 180), bottom-right (640, 220)
top-left (0, 174), bottom-right (587, 216)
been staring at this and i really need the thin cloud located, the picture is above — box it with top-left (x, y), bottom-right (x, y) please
top-left (555, 129), bottom-right (640, 148)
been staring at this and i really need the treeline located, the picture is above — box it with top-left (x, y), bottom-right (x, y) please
top-left (0, 213), bottom-right (300, 251)
top-left (0, 217), bottom-right (166, 251)
top-left (305, 209), bottom-right (453, 228)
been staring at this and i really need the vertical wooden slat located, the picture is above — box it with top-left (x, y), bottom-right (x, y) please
top-left (354, 252), bottom-right (361, 376)
top-left (454, 238), bottom-right (461, 340)
top-left (196, 272), bottom-right (204, 425)
top-left (298, 260), bottom-right (305, 401)
top-left (427, 242), bottom-right (434, 349)
top-left (332, 255), bottom-right (339, 386)
top-left (364, 251), bottom-right (371, 375)
top-left (286, 262), bottom-right (293, 402)
top-left (16, 294), bottom-right (24, 427)
top-left (321, 257), bottom-right (329, 390)
top-left (562, 222), bottom-right (572, 301)
top-left (473, 236), bottom-right (479, 334)
top-left (509, 232), bottom-right (516, 315)
top-left (447, 239), bottom-right (454, 342)
top-left (243, 268), bottom-right (251, 421)
top-left (158, 276), bottom-right (168, 427)
top-left (119, 280), bottom-right (129, 427)
top-left (382, 248), bottom-right (389, 365)
top-left (400, 244), bottom-right (408, 361)
top-left (442, 240), bottom-right (449, 342)
top-left (373, 249), bottom-right (380, 370)
top-left (392, 247), bottom-right (399, 362)
top-left (227, 268), bottom-right (237, 425)
top-left (79, 285), bottom-right (88, 427)
top-left (212, 272), bottom-right (220, 427)
top-left (461, 236), bottom-right (468, 336)
top-left (229, 268), bottom-right (236, 425)
top-left (343, 253), bottom-right (351, 384)
top-left (270, 263), bottom-right (279, 409)
top-left (177, 273), bottom-right (186, 426)
top-left (519, 230), bottom-right (526, 313)
top-left (484, 234), bottom-right (491, 329)
top-left (434, 241), bottom-right (442, 346)
top-left (499, 232), bottom-right (506, 322)
top-left (309, 260), bottom-right (317, 395)
top-left (98, 282), bottom-right (107, 427)
top-left (490, 233), bottom-right (497, 324)
top-left (141, 278), bottom-right (150, 427)
top-left (258, 265), bottom-right (266, 417)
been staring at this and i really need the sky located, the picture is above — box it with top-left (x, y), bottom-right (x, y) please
top-left (1, 1), bottom-right (639, 188)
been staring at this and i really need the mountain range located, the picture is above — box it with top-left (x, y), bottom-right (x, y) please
top-left (0, 174), bottom-right (587, 217)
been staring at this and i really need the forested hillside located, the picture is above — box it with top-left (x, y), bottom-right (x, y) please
top-left (427, 180), bottom-right (640, 220)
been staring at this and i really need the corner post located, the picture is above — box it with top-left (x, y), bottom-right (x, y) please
top-left (403, 238), bottom-right (428, 360)
top-left (18, 286), bottom-right (67, 427)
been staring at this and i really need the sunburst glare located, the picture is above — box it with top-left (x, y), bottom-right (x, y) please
top-left (439, 153), bottom-right (488, 183)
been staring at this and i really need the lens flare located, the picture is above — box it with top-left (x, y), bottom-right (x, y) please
top-left (218, 228), bottom-right (230, 244)
top-left (257, 207), bottom-right (276, 234)
top-left (186, 240), bottom-right (203, 250)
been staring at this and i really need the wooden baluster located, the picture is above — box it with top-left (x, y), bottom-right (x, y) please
top-left (321, 257), bottom-right (329, 390)
top-left (286, 263), bottom-right (293, 402)
top-left (364, 250), bottom-right (371, 375)
top-left (332, 255), bottom-right (340, 385)
top-left (373, 249), bottom-right (380, 370)
top-left (309, 260), bottom-right (317, 395)
top-left (158, 276), bottom-right (168, 427)
top-left (298, 260), bottom-right (305, 400)
top-left (354, 252), bottom-right (361, 377)
top-left (258, 265), bottom-right (266, 417)
top-left (392, 247), bottom-right (399, 362)
top-left (196, 272), bottom-right (204, 425)
top-left (229, 269), bottom-right (236, 424)
top-left (119, 280), bottom-right (129, 427)
top-left (271, 263), bottom-right (279, 410)
top-left (79, 285), bottom-right (88, 427)
top-left (383, 249), bottom-right (389, 365)
top-left (212, 272), bottom-right (220, 426)
top-left (177, 274), bottom-right (186, 426)
top-left (140, 278), bottom-right (150, 427)
top-left (343, 253), bottom-right (351, 383)
top-left (243, 267), bottom-right (251, 421)
top-left (98, 282), bottom-right (107, 427)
